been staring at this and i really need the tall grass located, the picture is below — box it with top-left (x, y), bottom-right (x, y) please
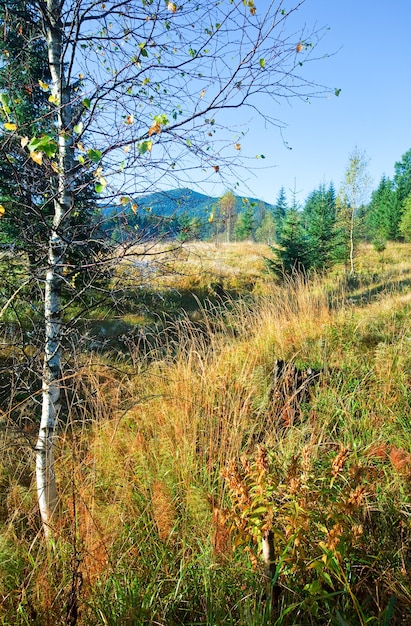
top-left (1, 243), bottom-right (411, 624)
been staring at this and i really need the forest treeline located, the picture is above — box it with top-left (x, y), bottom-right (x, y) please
top-left (102, 147), bottom-right (411, 276)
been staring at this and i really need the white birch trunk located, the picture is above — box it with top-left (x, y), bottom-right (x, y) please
top-left (349, 206), bottom-right (355, 276)
top-left (35, 0), bottom-right (74, 538)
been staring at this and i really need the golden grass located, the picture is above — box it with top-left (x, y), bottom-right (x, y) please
top-left (1, 241), bottom-right (411, 623)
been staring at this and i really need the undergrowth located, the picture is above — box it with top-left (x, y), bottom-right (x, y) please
top-left (0, 243), bottom-right (411, 624)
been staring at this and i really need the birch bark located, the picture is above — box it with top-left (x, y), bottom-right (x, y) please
top-left (35, 0), bottom-right (74, 538)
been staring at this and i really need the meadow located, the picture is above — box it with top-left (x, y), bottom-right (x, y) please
top-left (1, 241), bottom-right (411, 625)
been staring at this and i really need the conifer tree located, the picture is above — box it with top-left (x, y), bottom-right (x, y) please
top-left (399, 194), bottom-right (411, 242)
top-left (273, 186), bottom-right (288, 239)
top-left (303, 182), bottom-right (338, 270)
top-left (235, 203), bottom-right (255, 240)
top-left (394, 148), bottom-right (411, 208)
top-left (367, 175), bottom-right (400, 241)
top-left (267, 206), bottom-right (312, 276)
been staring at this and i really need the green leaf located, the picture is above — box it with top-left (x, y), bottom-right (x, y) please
top-left (87, 148), bottom-right (102, 163)
top-left (28, 135), bottom-right (57, 158)
top-left (334, 88), bottom-right (342, 97)
top-left (259, 58), bottom-right (265, 68)
top-left (0, 93), bottom-right (11, 115)
top-left (153, 113), bottom-right (169, 126)
top-left (73, 122), bottom-right (83, 134)
top-left (82, 98), bottom-right (91, 110)
top-left (94, 183), bottom-right (105, 193)
top-left (138, 140), bottom-right (152, 154)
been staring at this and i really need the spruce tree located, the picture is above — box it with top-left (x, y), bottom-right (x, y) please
top-left (394, 148), bottom-right (411, 208)
top-left (235, 204), bottom-right (255, 240)
top-left (367, 175), bottom-right (400, 241)
top-left (273, 186), bottom-right (288, 239)
top-left (267, 206), bottom-right (312, 276)
top-left (399, 194), bottom-right (411, 242)
top-left (303, 183), bottom-right (338, 270)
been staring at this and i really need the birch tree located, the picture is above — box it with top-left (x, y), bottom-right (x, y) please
top-left (338, 147), bottom-right (371, 276)
top-left (0, 0), bottom-right (333, 538)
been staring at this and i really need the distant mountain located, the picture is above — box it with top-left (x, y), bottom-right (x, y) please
top-left (131, 188), bottom-right (217, 220)
top-left (102, 188), bottom-right (275, 241)
top-left (104, 187), bottom-right (274, 220)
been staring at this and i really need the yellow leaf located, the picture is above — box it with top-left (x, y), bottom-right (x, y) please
top-left (120, 196), bottom-right (130, 205)
top-left (51, 161), bottom-right (59, 173)
top-left (30, 151), bottom-right (43, 165)
top-left (98, 176), bottom-right (108, 189)
top-left (77, 141), bottom-right (86, 152)
top-left (48, 94), bottom-right (59, 104)
top-left (200, 89), bottom-right (206, 98)
top-left (124, 145), bottom-right (130, 153)
top-left (4, 122), bottom-right (17, 131)
top-left (131, 203), bottom-right (138, 213)
top-left (20, 136), bottom-right (29, 148)
top-left (38, 80), bottom-right (49, 91)
top-left (0, 204), bottom-right (5, 217)
top-left (167, 2), bottom-right (177, 12)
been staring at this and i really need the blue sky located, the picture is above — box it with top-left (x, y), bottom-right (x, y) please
top-left (207, 0), bottom-right (411, 206)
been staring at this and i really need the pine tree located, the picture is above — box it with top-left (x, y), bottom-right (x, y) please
top-left (273, 186), bottom-right (288, 239)
top-left (267, 206), bottom-right (312, 276)
top-left (394, 149), bottom-right (411, 208)
top-left (303, 183), bottom-right (338, 270)
top-left (367, 175), bottom-right (400, 241)
top-left (235, 204), bottom-right (255, 240)
top-left (399, 194), bottom-right (411, 241)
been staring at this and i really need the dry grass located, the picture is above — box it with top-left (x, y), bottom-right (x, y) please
top-left (1, 241), bottom-right (411, 624)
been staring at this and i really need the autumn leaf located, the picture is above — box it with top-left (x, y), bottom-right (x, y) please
top-left (124, 114), bottom-right (134, 125)
top-left (296, 42), bottom-right (304, 53)
top-left (120, 196), bottom-right (130, 205)
top-left (167, 2), bottom-right (177, 13)
top-left (21, 136), bottom-right (29, 148)
top-left (234, 143), bottom-right (241, 150)
top-left (38, 80), bottom-right (49, 91)
top-left (3, 122), bottom-right (17, 131)
top-left (213, 165), bottom-right (219, 173)
top-left (0, 204), bottom-right (5, 217)
top-left (51, 161), bottom-right (59, 173)
top-left (48, 94), bottom-right (59, 105)
top-left (131, 203), bottom-right (138, 213)
top-left (30, 151), bottom-right (43, 165)
top-left (148, 121), bottom-right (161, 136)
top-left (248, 0), bottom-right (256, 15)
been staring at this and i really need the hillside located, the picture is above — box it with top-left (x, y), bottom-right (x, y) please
top-left (104, 187), bottom-right (274, 221)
